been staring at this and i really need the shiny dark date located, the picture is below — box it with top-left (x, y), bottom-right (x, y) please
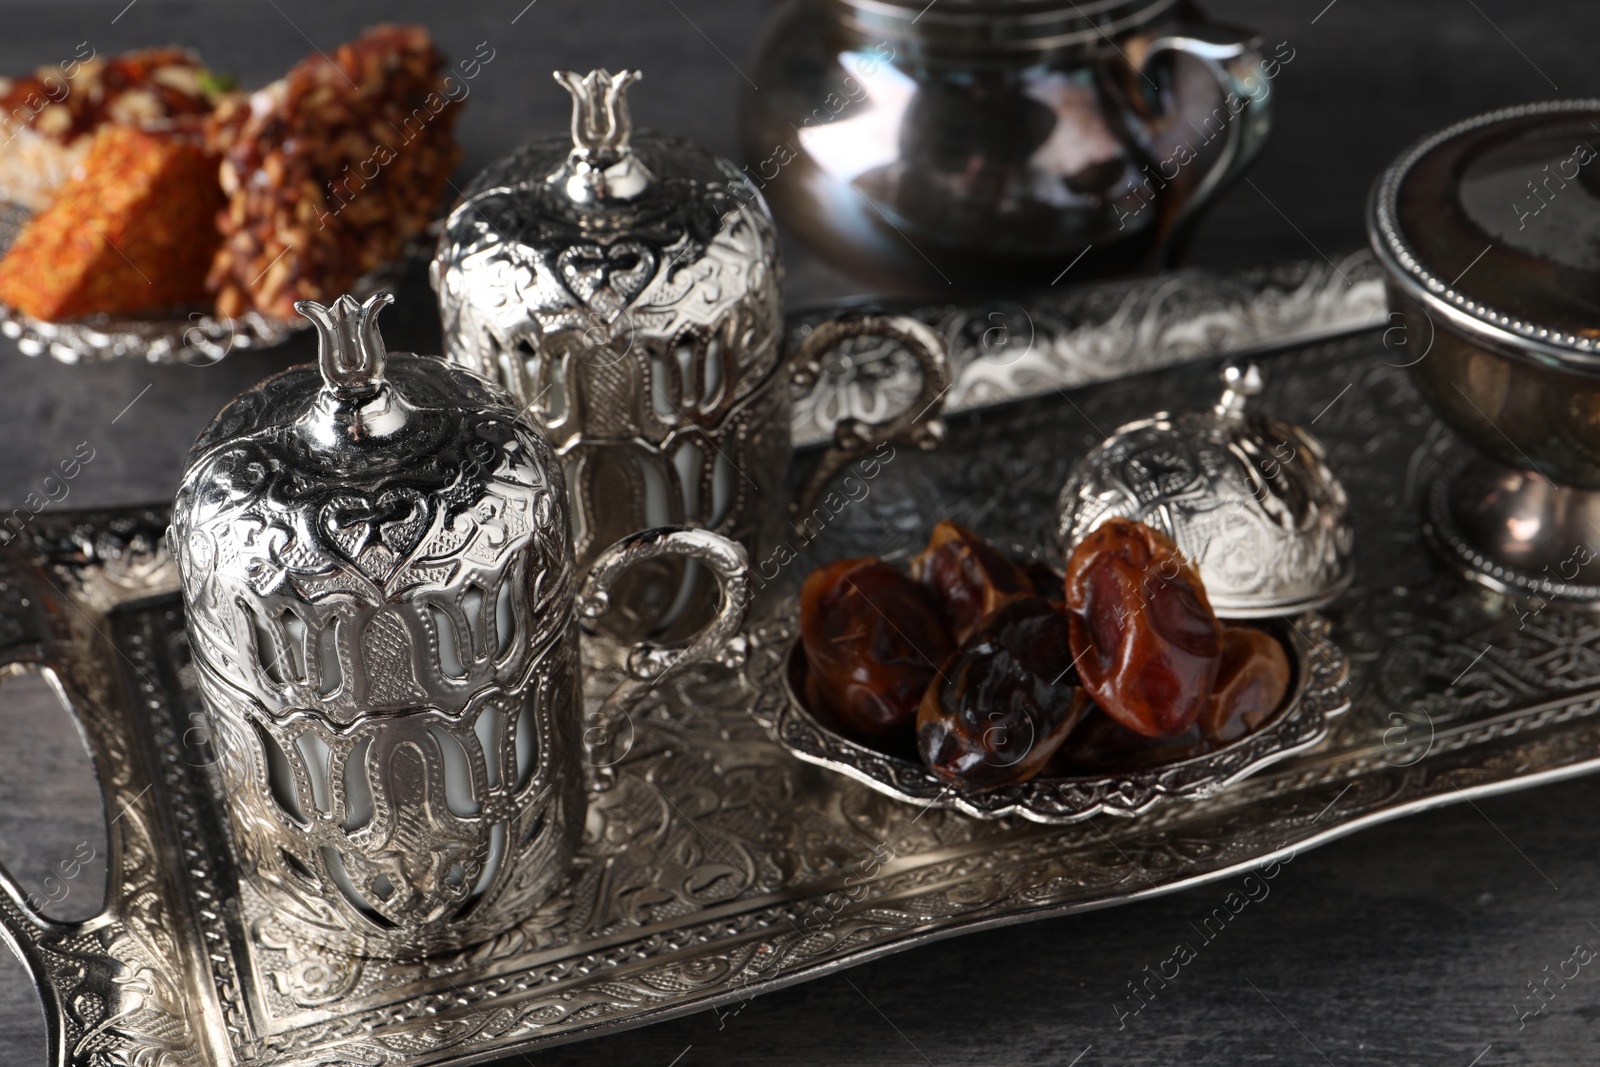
top-left (918, 597), bottom-right (1090, 789)
top-left (1056, 708), bottom-right (1206, 774)
top-left (1200, 625), bottom-right (1292, 742)
top-left (1063, 518), bottom-right (1222, 738)
top-left (801, 558), bottom-right (955, 740)
top-left (910, 520), bottom-right (1036, 644)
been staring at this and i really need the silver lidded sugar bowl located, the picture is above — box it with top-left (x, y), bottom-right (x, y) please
top-left (169, 291), bottom-right (749, 957)
top-left (432, 68), bottom-right (948, 638)
top-left (1057, 361), bottom-right (1352, 617)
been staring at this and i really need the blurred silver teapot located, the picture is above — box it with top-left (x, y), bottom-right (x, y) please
top-left (741, 0), bottom-right (1281, 294)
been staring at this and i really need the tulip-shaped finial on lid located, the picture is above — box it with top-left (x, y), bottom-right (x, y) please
top-left (551, 68), bottom-right (650, 202)
top-left (294, 290), bottom-right (411, 448)
top-left (296, 290), bottom-right (395, 397)
top-left (1214, 360), bottom-right (1264, 419)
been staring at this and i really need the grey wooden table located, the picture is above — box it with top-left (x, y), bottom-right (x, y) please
top-left (0, 1), bottom-right (1598, 1064)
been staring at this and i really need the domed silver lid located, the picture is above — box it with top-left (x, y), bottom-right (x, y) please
top-left (1056, 361), bottom-right (1352, 618)
top-left (170, 291), bottom-right (573, 720)
top-left (431, 67), bottom-right (783, 398)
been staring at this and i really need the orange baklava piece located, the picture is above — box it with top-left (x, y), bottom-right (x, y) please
top-left (0, 125), bottom-right (225, 319)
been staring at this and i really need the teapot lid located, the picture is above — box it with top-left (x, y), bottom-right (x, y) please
top-left (1056, 361), bottom-right (1353, 618)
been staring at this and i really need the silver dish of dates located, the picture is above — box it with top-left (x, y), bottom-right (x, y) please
top-left (772, 616), bottom-right (1351, 825)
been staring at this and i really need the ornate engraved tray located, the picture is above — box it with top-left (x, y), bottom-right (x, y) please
top-left (6, 325), bottom-right (1600, 1066)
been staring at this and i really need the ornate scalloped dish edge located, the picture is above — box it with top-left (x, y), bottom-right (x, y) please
top-left (772, 616), bottom-right (1351, 825)
top-left (0, 301), bottom-right (308, 364)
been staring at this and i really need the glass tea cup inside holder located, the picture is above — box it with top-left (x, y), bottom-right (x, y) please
top-left (170, 291), bottom-right (750, 959)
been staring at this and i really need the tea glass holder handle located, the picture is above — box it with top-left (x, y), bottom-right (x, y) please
top-left (1136, 24), bottom-right (1274, 254)
top-left (577, 526), bottom-right (750, 772)
top-left (789, 315), bottom-right (951, 520)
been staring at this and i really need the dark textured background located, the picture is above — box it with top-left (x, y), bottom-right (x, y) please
top-left (1, 1), bottom-right (1599, 1064)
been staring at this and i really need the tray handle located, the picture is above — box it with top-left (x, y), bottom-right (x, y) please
top-left (0, 558), bottom-right (203, 1067)
top-left (0, 858), bottom-right (74, 1067)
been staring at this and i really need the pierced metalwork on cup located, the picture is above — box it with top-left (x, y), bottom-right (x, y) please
top-left (170, 291), bottom-right (751, 957)
top-left (171, 292), bottom-right (581, 956)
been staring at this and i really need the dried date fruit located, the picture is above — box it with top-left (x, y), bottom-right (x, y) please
top-left (917, 598), bottom-right (1090, 789)
top-left (910, 520), bottom-right (1035, 644)
top-left (801, 558), bottom-right (955, 740)
top-left (1025, 561), bottom-right (1066, 602)
top-left (1200, 626), bottom-right (1292, 742)
top-left (1055, 708), bottom-right (1205, 773)
top-left (1063, 518), bottom-right (1222, 738)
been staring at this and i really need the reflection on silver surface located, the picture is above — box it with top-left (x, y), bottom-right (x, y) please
top-left (775, 617), bottom-right (1350, 825)
top-left (1425, 453), bottom-right (1600, 604)
top-left (742, 0), bottom-right (1276, 293)
top-left (1057, 360), bottom-right (1353, 617)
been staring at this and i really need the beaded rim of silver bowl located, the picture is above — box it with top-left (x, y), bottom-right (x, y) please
top-left (1367, 98), bottom-right (1600, 367)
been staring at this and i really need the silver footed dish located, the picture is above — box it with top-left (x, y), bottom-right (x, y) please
top-left (773, 615), bottom-right (1351, 824)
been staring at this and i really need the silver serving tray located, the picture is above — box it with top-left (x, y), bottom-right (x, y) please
top-left (5, 308), bottom-right (1600, 1066)
top-left (775, 617), bottom-right (1352, 824)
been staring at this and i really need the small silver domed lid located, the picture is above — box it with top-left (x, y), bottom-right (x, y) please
top-left (1056, 361), bottom-right (1352, 618)
top-left (431, 67), bottom-right (783, 396)
top-left (170, 291), bottom-right (573, 720)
